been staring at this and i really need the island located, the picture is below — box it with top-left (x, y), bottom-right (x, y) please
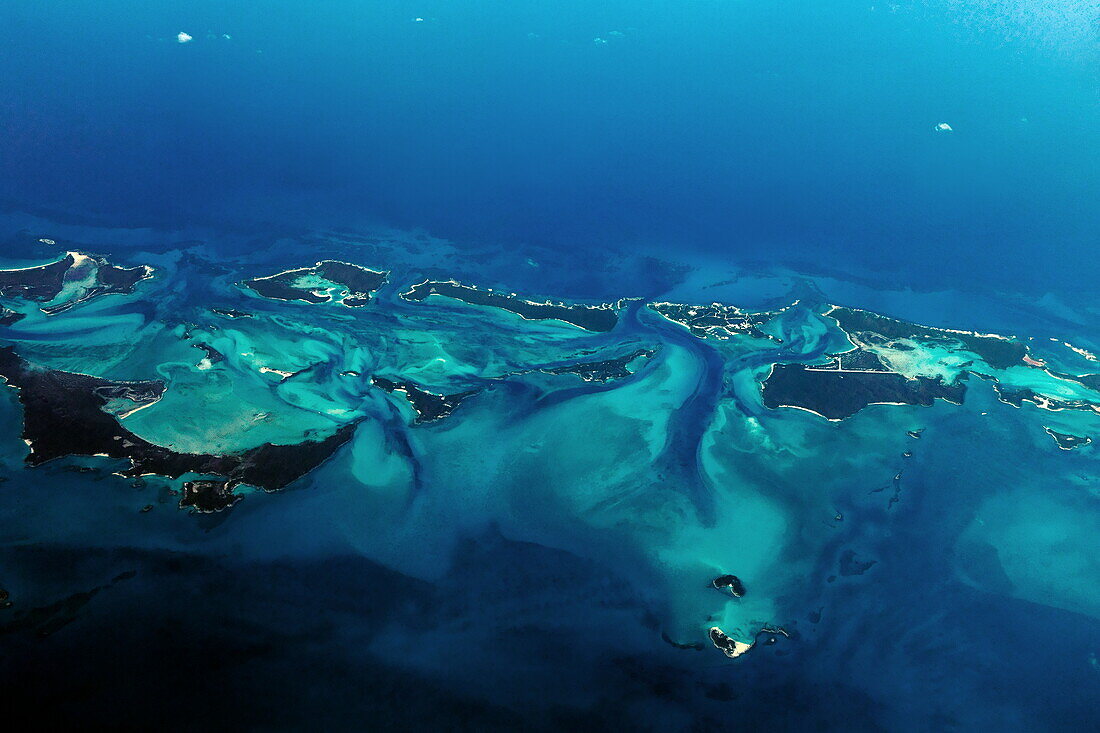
top-left (0, 252), bottom-right (154, 315)
top-left (542, 348), bottom-right (655, 382)
top-left (401, 279), bottom-right (619, 332)
top-left (244, 260), bottom-right (388, 307)
top-left (192, 343), bottom-right (226, 370)
top-left (0, 346), bottom-right (358, 495)
top-left (180, 479), bottom-right (242, 513)
top-left (1043, 427), bottom-right (1092, 451)
top-left (708, 625), bottom-right (790, 660)
top-left (707, 627), bottom-right (753, 658)
top-left (371, 376), bottom-right (479, 424)
top-left (211, 307), bottom-right (253, 319)
top-left (711, 574), bottom-right (746, 598)
top-left (648, 302), bottom-right (775, 341)
top-left (762, 363), bottom-right (966, 420)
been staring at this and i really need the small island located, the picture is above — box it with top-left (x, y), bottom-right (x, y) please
top-left (371, 376), bottom-right (478, 424)
top-left (648, 301), bottom-right (775, 341)
top-left (707, 627), bottom-right (753, 659)
top-left (192, 343), bottom-right (226, 370)
top-left (542, 348), bottom-right (655, 382)
top-left (1043, 427), bottom-right (1092, 451)
top-left (711, 574), bottom-right (746, 598)
top-left (992, 384), bottom-right (1090, 412)
top-left (211, 307), bottom-right (253, 319)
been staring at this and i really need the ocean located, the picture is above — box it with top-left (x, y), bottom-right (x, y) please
top-left (0, 2), bottom-right (1098, 731)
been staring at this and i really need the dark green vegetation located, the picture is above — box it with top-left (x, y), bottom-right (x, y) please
top-left (648, 301), bottom-right (774, 340)
top-left (829, 306), bottom-right (1027, 370)
top-left (762, 363), bottom-right (966, 420)
top-left (707, 627), bottom-right (747, 658)
top-left (402, 280), bottom-right (619, 332)
top-left (371, 377), bottom-right (479, 424)
top-left (0, 347), bottom-right (358, 494)
top-left (711, 575), bottom-right (746, 598)
top-left (0, 252), bottom-right (153, 315)
top-left (543, 348), bottom-right (655, 382)
top-left (1043, 427), bottom-right (1092, 451)
top-left (244, 260), bottom-right (387, 307)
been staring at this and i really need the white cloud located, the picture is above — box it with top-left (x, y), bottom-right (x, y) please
top-left (177, 32), bottom-right (193, 44)
top-left (934, 122), bottom-right (953, 132)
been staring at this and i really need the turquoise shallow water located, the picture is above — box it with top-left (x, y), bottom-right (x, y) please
top-left (0, 214), bottom-right (1096, 730)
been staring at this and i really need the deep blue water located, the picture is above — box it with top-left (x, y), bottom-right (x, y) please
top-left (2, 1), bottom-right (1098, 292)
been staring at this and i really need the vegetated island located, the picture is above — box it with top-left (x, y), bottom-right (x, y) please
top-left (401, 279), bottom-right (619, 332)
top-left (647, 301), bottom-right (776, 341)
top-left (211, 307), bottom-right (253, 319)
top-left (711, 574), bottom-right (746, 598)
top-left (761, 362), bottom-right (966, 421)
top-left (1043, 427), bottom-right (1092, 451)
top-left (542, 348), bottom-right (656, 382)
top-left (244, 260), bottom-right (388, 307)
top-left (708, 625), bottom-right (791, 660)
